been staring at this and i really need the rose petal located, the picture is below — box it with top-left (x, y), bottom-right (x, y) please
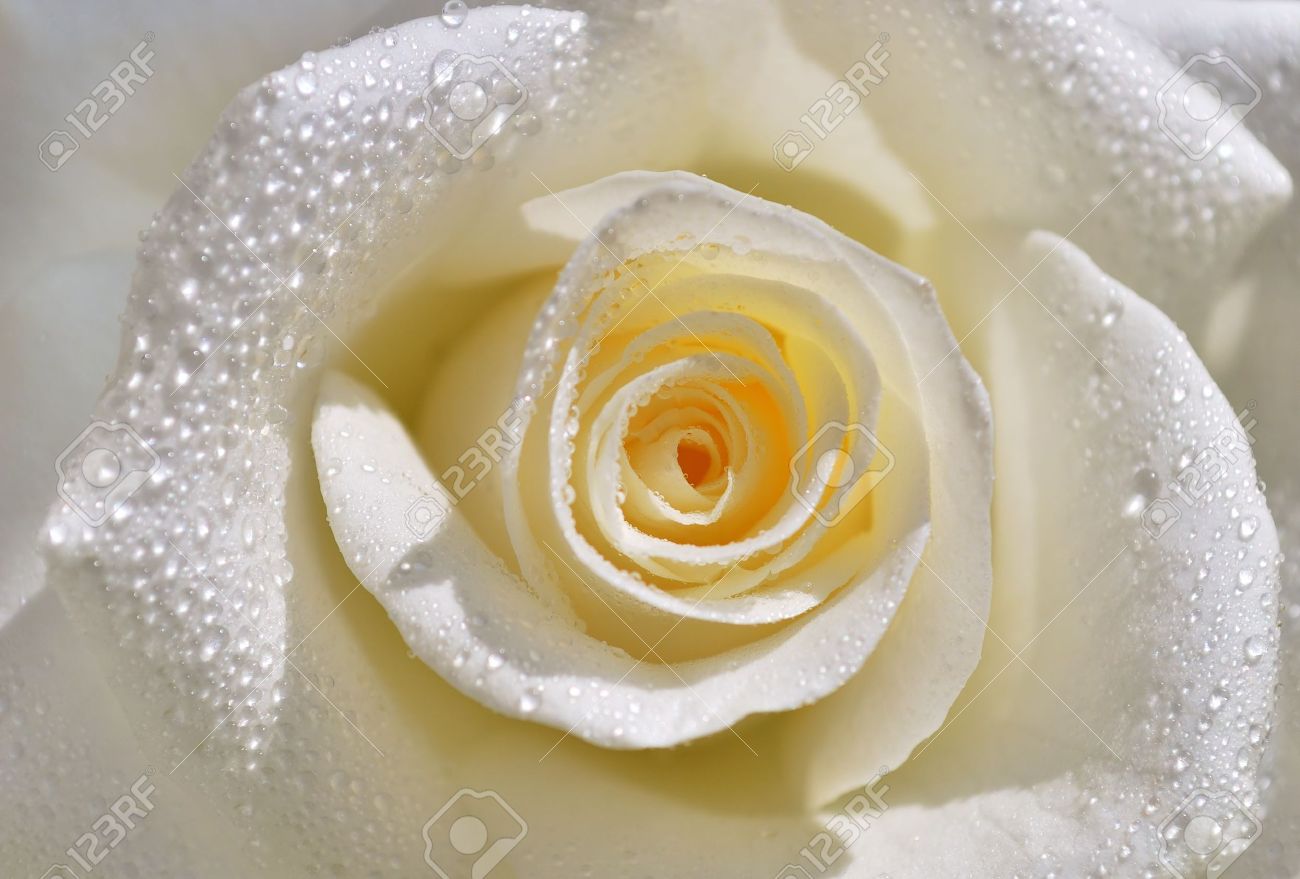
top-left (522, 170), bottom-right (994, 800)
top-left (313, 368), bottom-right (927, 746)
top-left (37, 5), bottom-right (760, 868)
top-left (770, 0), bottom-right (1291, 307)
top-left (0, 590), bottom-right (251, 876)
top-left (857, 231), bottom-right (1281, 875)
top-left (1109, 4), bottom-right (1300, 873)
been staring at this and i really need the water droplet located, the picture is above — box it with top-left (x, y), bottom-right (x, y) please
top-left (1099, 293), bottom-right (1124, 328)
top-left (449, 81), bottom-right (489, 121)
top-left (1244, 635), bottom-right (1267, 664)
top-left (440, 0), bottom-right (468, 28)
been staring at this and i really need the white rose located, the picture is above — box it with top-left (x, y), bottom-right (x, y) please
top-left (3, 2), bottom-right (1297, 878)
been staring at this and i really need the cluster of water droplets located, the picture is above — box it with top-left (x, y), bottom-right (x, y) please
top-left (803, 0), bottom-right (1288, 311)
top-left (37, 5), bottom-right (601, 872)
top-left (1009, 261), bottom-right (1282, 877)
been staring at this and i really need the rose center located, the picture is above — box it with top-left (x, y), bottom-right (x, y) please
top-left (676, 432), bottom-right (720, 487)
top-left (623, 391), bottom-right (735, 512)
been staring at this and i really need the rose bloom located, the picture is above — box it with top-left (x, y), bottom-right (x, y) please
top-left (2, 1), bottom-right (1298, 877)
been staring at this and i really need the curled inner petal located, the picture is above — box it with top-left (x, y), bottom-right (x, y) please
top-left (313, 172), bottom-right (992, 788)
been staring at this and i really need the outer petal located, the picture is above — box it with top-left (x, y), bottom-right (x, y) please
top-left (1, 0), bottom-right (416, 621)
top-left (1109, 3), bottom-right (1300, 874)
top-left (739, 232), bottom-right (1278, 877)
top-left (0, 3), bottom-right (409, 873)
top-left (768, 0), bottom-right (1291, 310)
top-left (0, 591), bottom-right (253, 877)
top-left (34, 6), bottom-right (801, 875)
top-left (0, 0), bottom-right (438, 275)
top-left (982, 232), bottom-right (1279, 788)
top-left (865, 231), bottom-right (1280, 875)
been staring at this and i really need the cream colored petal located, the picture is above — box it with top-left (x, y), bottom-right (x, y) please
top-left (769, 0), bottom-right (1291, 309)
top-left (313, 370), bottom-right (927, 747)
top-left (37, 6), bottom-right (762, 871)
top-left (1100, 8), bottom-right (1300, 872)
top-left (519, 171), bottom-right (993, 799)
top-left (867, 230), bottom-right (1281, 875)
